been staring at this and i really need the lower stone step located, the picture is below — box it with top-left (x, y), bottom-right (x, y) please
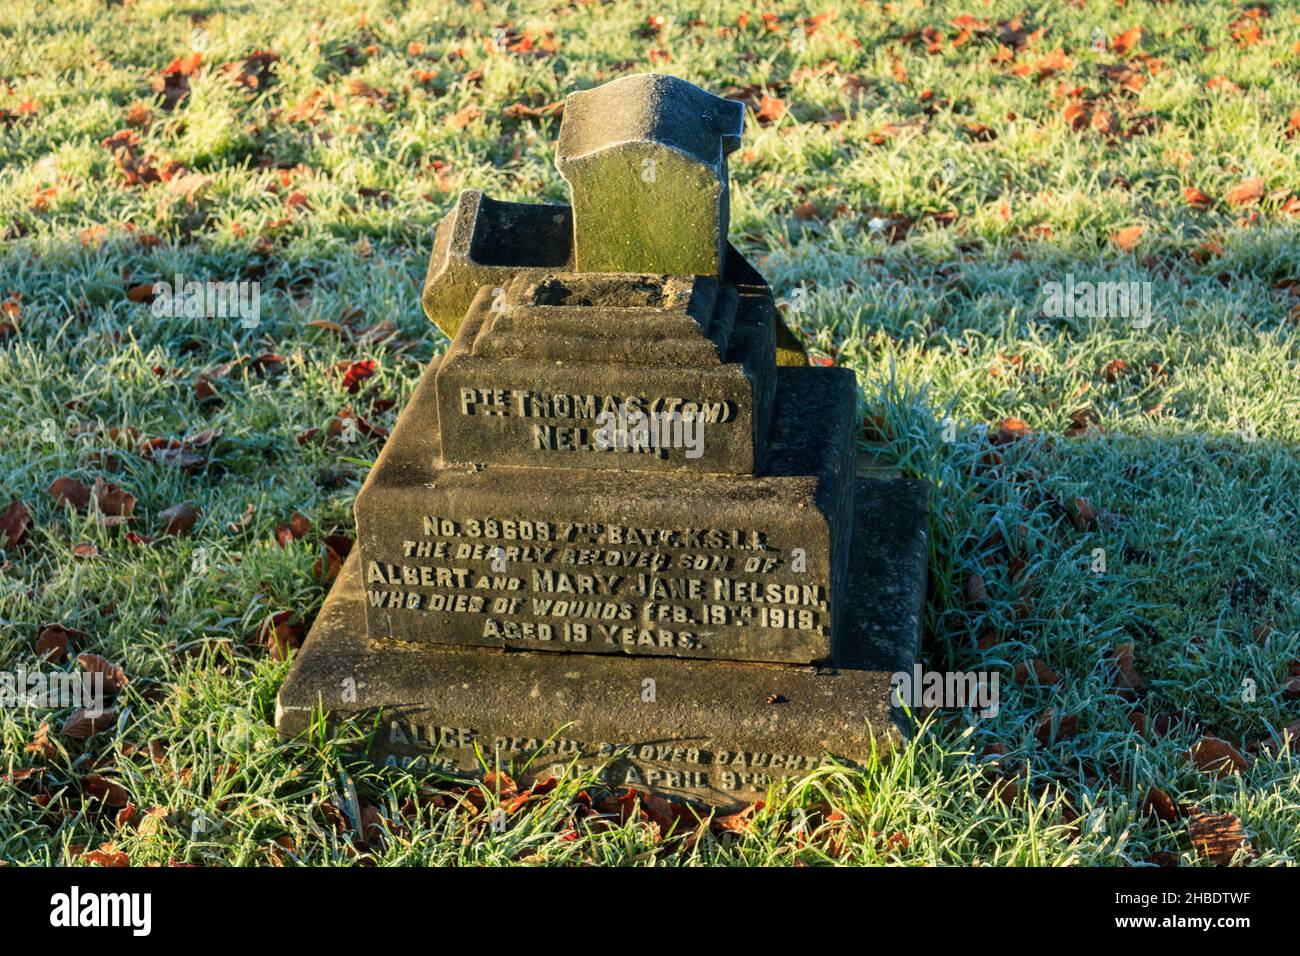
top-left (275, 474), bottom-right (928, 808)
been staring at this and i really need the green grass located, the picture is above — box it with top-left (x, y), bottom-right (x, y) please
top-left (1, 0), bottom-right (1298, 866)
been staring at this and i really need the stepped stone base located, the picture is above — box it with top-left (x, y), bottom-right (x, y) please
top-left (354, 356), bottom-right (860, 665)
top-left (275, 472), bottom-right (928, 808)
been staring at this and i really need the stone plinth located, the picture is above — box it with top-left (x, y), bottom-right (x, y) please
top-left (433, 274), bottom-right (776, 475)
top-left (276, 72), bottom-right (930, 809)
top-left (355, 357), bottom-right (856, 665)
top-left (278, 470), bottom-right (927, 808)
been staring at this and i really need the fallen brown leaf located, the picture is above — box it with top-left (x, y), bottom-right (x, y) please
top-left (1015, 659), bottom-right (1061, 687)
top-left (92, 477), bottom-right (136, 518)
top-left (1099, 358), bottom-right (1130, 382)
top-left (315, 534), bottom-right (354, 582)
top-left (158, 503), bottom-right (200, 536)
top-left (262, 611), bottom-right (304, 660)
top-left (77, 842), bottom-right (130, 867)
top-left (1034, 708), bottom-right (1079, 745)
top-left (62, 707), bottom-right (117, 740)
top-left (0, 499), bottom-right (33, 547)
top-left (1142, 787), bottom-right (1180, 822)
top-left (1071, 496), bottom-right (1098, 531)
top-left (138, 805), bottom-right (167, 836)
top-left (755, 95), bottom-right (786, 124)
top-left (447, 105), bottom-right (482, 129)
top-left (991, 416), bottom-right (1031, 444)
top-left (1187, 736), bottom-right (1248, 777)
top-left (1187, 810), bottom-right (1251, 865)
top-left (78, 652), bottom-right (130, 695)
top-left (48, 477), bottom-right (92, 511)
top-left (1110, 26), bottom-right (1142, 55)
top-left (502, 100), bottom-right (563, 121)
top-left (1112, 225), bottom-right (1144, 251)
top-left (1108, 641), bottom-right (1145, 696)
top-left (27, 720), bottom-right (57, 759)
top-left (1225, 177), bottom-right (1265, 207)
top-left (36, 624), bottom-right (87, 663)
top-left (82, 773), bottom-right (130, 808)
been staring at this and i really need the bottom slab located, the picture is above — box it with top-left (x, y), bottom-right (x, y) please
top-left (275, 475), bottom-right (928, 808)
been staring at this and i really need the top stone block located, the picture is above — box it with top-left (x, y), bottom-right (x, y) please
top-left (556, 73), bottom-right (745, 276)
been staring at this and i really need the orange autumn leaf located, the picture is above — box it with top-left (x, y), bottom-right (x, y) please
top-left (1183, 186), bottom-right (1212, 208)
top-left (991, 416), bottom-right (1031, 444)
top-left (336, 358), bottom-right (377, 393)
top-left (78, 843), bottom-right (130, 867)
top-left (755, 95), bottom-right (786, 124)
top-left (1110, 27), bottom-right (1142, 55)
top-left (1187, 811), bottom-right (1251, 865)
top-left (713, 800), bottom-right (764, 834)
top-left (446, 105), bottom-right (482, 129)
top-left (1034, 48), bottom-right (1072, 77)
top-left (1111, 225), bottom-right (1143, 251)
top-left (1099, 358), bottom-right (1130, 382)
top-left (1224, 177), bottom-right (1264, 207)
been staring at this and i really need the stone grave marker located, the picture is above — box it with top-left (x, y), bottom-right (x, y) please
top-left (276, 73), bottom-right (929, 808)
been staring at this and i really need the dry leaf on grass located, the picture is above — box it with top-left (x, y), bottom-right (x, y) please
top-left (62, 707), bottom-right (117, 739)
top-left (78, 652), bottom-right (129, 695)
top-left (1142, 787), bottom-right (1180, 822)
top-left (48, 477), bottom-right (92, 511)
top-left (1187, 736), bottom-right (1248, 777)
top-left (36, 624), bottom-right (88, 663)
top-left (1108, 641), bottom-right (1145, 696)
top-left (991, 416), bottom-right (1031, 444)
top-left (159, 502), bottom-right (200, 535)
top-left (1225, 177), bottom-right (1265, 207)
top-left (77, 843), bottom-right (131, 867)
top-left (1112, 225), bottom-right (1144, 251)
top-left (0, 500), bottom-right (32, 547)
top-left (1187, 810), bottom-right (1251, 865)
top-left (1015, 659), bottom-right (1061, 687)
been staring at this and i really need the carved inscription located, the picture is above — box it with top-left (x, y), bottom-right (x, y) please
top-left (458, 388), bottom-right (736, 460)
top-left (376, 720), bottom-right (830, 795)
top-left (363, 513), bottom-right (832, 658)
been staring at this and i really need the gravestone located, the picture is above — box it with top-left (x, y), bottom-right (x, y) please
top-left (276, 74), bottom-right (929, 808)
